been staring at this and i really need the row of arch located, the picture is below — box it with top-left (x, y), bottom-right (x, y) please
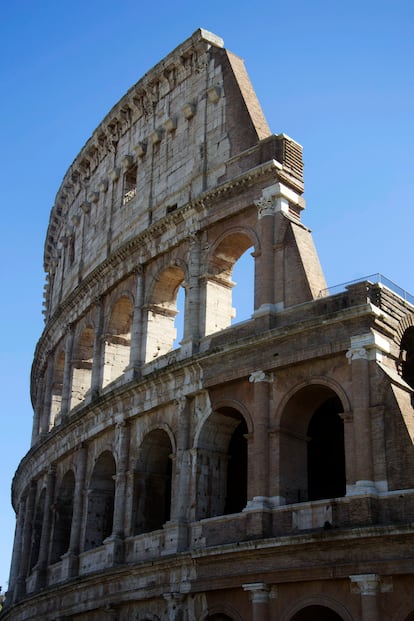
top-left (25, 385), bottom-right (346, 578)
top-left (36, 230), bottom-right (255, 437)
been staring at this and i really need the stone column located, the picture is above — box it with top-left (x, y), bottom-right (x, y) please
top-left (126, 266), bottom-right (144, 378)
top-left (31, 374), bottom-right (45, 445)
top-left (63, 444), bottom-right (87, 577)
top-left (254, 197), bottom-right (275, 311)
top-left (171, 397), bottom-right (191, 522)
top-left (163, 592), bottom-right (186, 621)
top-left (182, 234), bottom-right (201, 354)
top-left (346, 332), bottom-right (390, 493)
top-left (242, 582), bottom-right (272, 621)
top-left (6, 498), bottom-right (26, 604)
top-left (91, 298), bottom-right (104, 396)
top-left (348, 348), bottom-right (374, 489)
top-left (104, 421), bottom-right (130, 565)
top-left (350, 574), bottom-right (383, 620)
top-left (61, 325), bottom-right (75, 419)
top-left (34, 466), bottom-right (56, 588)
top-left (14, 482), bottom-right (37, 601)
top-left (111, 421), bottom-right (130, 538)
top-left (39, 356), bottom-right (54, 436)
top-left (248, 371), bottom-right (272, 502)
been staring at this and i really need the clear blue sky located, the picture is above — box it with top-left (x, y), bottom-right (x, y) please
top-left (1, 0), bottom-right (413, 591)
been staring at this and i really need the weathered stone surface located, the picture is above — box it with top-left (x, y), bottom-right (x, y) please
top-left (3, 29), bottom-right (414, 621)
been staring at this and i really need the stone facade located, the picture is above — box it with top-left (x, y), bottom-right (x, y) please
top-left (3, 29), bottom-right (414, 621)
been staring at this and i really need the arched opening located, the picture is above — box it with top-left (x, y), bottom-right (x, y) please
top-left (173, 284), bottom-right (186, 348)
top-left (50, 349), bottom-right (65, 427)
top-left (133, 430), bottom-right (173, 534)
top-left (290, 605), bottom-right (344, 620)
top-left (196, 408), bottom-right (248, 520)
top-left (279, 385), bottom-right (345, 504)
top-left (231, 246), bottom-right (254, 324)
top-left (205, 233), bottom-right (254, 336)
top-left (70, 325), bottom-right (94, 409)
top-left (307, 397), bottom-right (346, 501)
top-left (103, 296), bottom-right (133, 388)
top-left (84, 451), bottom-right (116, 550)
top-left (399, 326), bottom-right (414, 391)
top-left (206, 616), bottom-right (234, 621)
top-left (144, 266), bottom-right (185, 362)
top-left (29, 488), bottom-right (46, 572)
top-left (50, 470), bottom-right (75, 563)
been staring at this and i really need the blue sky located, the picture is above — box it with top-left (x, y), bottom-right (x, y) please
top-left (1, 0), bottom-right (413, 591)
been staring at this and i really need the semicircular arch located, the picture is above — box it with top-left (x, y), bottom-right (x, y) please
top-left (281, 595), bottom-right (354, 621)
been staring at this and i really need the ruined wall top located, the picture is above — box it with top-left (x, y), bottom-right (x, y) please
top-left (43, 29), bottom-right (289, 319)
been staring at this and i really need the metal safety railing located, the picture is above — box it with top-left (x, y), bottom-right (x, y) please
top-left (318, 273), bottom-right (414, 306)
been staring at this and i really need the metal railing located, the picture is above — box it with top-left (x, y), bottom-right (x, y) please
top-left (318, 273), bottom-right (414, 306)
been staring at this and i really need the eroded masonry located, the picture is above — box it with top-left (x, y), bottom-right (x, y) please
top-left (3, 29), bottom-right (414, 621)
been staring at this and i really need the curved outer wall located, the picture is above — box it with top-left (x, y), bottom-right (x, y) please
top-left (3, 29), bottom-right (414, 621)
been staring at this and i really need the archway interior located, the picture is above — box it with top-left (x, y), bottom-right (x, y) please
top-left (279, 386), bottom-right (345, 504)
top-left (133, 429), bottom-right (172, 534)
top-left (196, 408), bottom-right (248, 519)
top-left (84, 451), bottom-right (116, 550)
top-left (51, 470), bottom-right (75, 563)
top-left (290, 605), bottom-right (344, 620)
top-left (307, 396), bottom-right (346, 501)
top-left (206, 234), bottom-right (254, 335)
top-left (103, 296), bottom-right (133, 387)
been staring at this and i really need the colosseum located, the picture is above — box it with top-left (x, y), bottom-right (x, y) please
top-left (3, 28), bottom-right (414, 621)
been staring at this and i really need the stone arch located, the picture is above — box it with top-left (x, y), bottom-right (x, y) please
top-left (132, 428), bottom-right (173, 535)
top-left (50, 469), bottom-right (75, 563)
top-left (70, 323), bottom-right (94, 409)
top-left (282, 595), bottom-right (353, 621)
top-left (102, 295), bottom-right (133, 387)
top-left (204, 228), bottom-right (258, 335)
top-left (194, 406), bottom-right (249, 519)
top-left (84, 451), bottom-right (116, 550)
top-left (144, 264), bottom-right (186, 361)
top-left (278, 381), bottom-right (347, 504)
top-left (50, 347), bottom-right (65, 427)
top-left (200, 602), bottom-right (243, 621)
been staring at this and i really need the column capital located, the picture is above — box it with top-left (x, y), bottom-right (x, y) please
top-left (255, 182), bottom-right (304, 219)
top-left (242, 582), bottom-right (276, 602)
top-left (350, 573), bottom-right (393, 595)
top-left (249, 370), bottom-right (273, 383)
top-left (346, 332), bottom-right (390, 364)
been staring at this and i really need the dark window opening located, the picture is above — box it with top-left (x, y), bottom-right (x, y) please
top-left (307, 396), bottom-right (346, 501)
top-left (133, 430), bottom-right (172, 535)
top-left (84, 452), bottom-right (116, 550)
top-left (50, 471), bottom-right (75, 563)
top-left (69, 234), bottom-right (75, 265)
top-left (224, 419), bottom-right (248, 514)
top-left (29, 489), bottom-right (46, 572)
top-left (122, 164), bottom-right (137, 205)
